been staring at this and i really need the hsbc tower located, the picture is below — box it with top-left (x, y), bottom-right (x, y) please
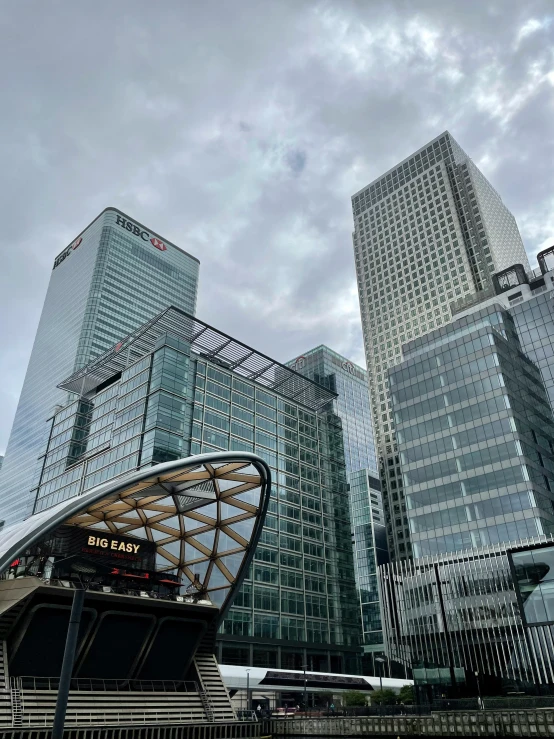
top-left (0, 208), bottom-right (199, 525)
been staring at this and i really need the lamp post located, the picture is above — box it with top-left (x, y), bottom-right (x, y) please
top-left (375, 656), bottom-right (386, 715)
top-left (302, 662), bottom-right (307, 715)
top-left (475, 671), bottom-right (482, 709)
top-left (246, 669), bottom-right (251, 713)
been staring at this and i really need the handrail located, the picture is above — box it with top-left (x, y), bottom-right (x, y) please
top-left (12, 676), bottom-right (198, 693)
top-left (236, 709), bottom-right (258, 722)
top-left (19, 710), bottom-right (200, 727)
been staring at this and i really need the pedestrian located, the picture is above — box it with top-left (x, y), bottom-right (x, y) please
top-left (330, 702), bottom-right (335, 716)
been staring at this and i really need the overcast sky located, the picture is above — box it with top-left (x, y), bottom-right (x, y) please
top-left (1, 0), bottom-right (553, 454)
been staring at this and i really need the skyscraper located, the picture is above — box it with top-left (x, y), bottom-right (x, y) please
top-left (32, 307), bottom-right (362, 674)
top-left (352, 131), bottom-right (530, 560)
top-left (0, 208), bottom-right (199, 526)
top-left (286, 347), bottom-right (387, 668)
top-left (287, 347), bottom-right (378, 473)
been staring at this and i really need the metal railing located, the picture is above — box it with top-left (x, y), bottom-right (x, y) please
top-left (482, 696), bottom-right (554, 710)
top-left (236, 710), bottom-right (258, 722)
top-left (18, 710), bottom-right (201, 728)
top-left (1, 571), bottom-right (197, 607)
top-left (13, 676), bottom-right (199, 693)
top-left (287, 697), bottom-right (554, 717)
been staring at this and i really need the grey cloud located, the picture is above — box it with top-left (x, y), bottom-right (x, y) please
top-left (1, 0), bottom-right (554, 452)
top-left (286, 149), bottom-right (307, 174)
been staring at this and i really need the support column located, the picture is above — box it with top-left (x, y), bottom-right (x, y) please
top-left (52, 587), bottom-right (85, 739)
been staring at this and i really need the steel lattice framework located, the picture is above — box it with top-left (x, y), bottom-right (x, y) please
top-left (57, 306), bottom-right (336, 412)
top-left (0, 452), bottom-right (270, 616)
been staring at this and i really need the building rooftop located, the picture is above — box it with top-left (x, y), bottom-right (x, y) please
top-left (52, 207), bottom-right (200, 265)
top-left (351, 130), bottom-right (455, 199)
top-left (285, 344), bottom-right (367, 381)
top-left (58, 306), bottom-right (337, 412)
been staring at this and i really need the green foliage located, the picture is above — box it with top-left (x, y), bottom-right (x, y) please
top-left (342, 690), bottom-right (368, 707)
top-left (370, 688), bottom-right (397, 705)
top-left (398, 684), bottom-right (414, 704)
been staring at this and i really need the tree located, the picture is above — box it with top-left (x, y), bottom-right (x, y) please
top-left (343, 690), bottom-right (368, 707)
top-left (398, 684), bottom-right (414, 704)
top-left (370, 688), bottom-right (397, 705)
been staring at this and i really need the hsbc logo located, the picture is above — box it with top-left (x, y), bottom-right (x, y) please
top-left (53, 235), bottom-right (83, 269)
top-left (150, 237), bottom-right (167, 251)
top-left (115, 215), bottom-right (167, 252)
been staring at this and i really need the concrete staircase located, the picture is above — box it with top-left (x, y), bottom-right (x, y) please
top-left (13, 688), bottom-right (208, 728)
top-left (194, 653), bottom-right (236, 722)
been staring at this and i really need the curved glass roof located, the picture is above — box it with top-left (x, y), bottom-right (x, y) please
top-left (0, 452), bottom-right (270, 614)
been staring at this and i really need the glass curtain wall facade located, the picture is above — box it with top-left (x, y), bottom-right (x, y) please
top-left (452, 247), bottom-right (554, 411)
top-left (285, 346), bottom-right (386, 664)
top-left (380, 538), bottom-right (554, 696)
top-left (352, 131), bottom-right (530, 562)
top-left (287, 347), bottom-right (377, 473)
top-left (0, 209), bottom-right (199, 526)
top-left (33, 310), bottom-right (362, 674)
top-left (389, 306), bottom-right (554, 559)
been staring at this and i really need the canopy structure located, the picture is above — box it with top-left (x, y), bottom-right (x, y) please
top-left (57, 305), bottom-right (337, 412)
top-left (0, 452), bottom-right (270, 617)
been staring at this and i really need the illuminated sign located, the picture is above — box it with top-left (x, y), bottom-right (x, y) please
top-left (77, 529), bottom-right (155, 563)
top-left (115, 215), bottom-right (167, 251)
top-left (86, 535), bottom-right (141, 554)
top-left (295, 356), bottom-right (306, 370)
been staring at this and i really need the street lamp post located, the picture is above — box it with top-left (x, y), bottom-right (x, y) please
top-left (302, 663), bottom-right (307, 716)
top-left (375, 656), bottom-right (386, 716)
top-left (246, 669), bottom-right (251, 714)
top-left (475, 671), bottom-right (483, 709)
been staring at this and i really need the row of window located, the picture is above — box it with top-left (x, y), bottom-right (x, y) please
top-left (409, 491), bottom-right (535, 533)
top-left (400, 417), bottom-right (515, 466)
top-left (392, 353), bottom-right (499, 406)
top-left (396, 394), bottom-right (511, 444)
top-left (395, 373), bottom-right (505, 425)
top-left (412, 517), bottom-right (544, 557)
top-left (406, 463), bottom-right (528, 510)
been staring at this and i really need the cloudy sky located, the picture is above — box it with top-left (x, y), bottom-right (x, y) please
top-left (1, 0), bottom-right (553, 454)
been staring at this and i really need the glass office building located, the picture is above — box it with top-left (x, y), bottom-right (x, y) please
top-left (32, 308), bottom-right (362, 674)
top-left (286, 347), bottom-right (387, 665)
top-left (352, 131), bottom-right (530, 562)
top-left (0, 209), bottom-right (199, 526)
top-left (287, 347), bottom-right (378, 473)
top-left (389, 304), bottom-right (554, 559)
